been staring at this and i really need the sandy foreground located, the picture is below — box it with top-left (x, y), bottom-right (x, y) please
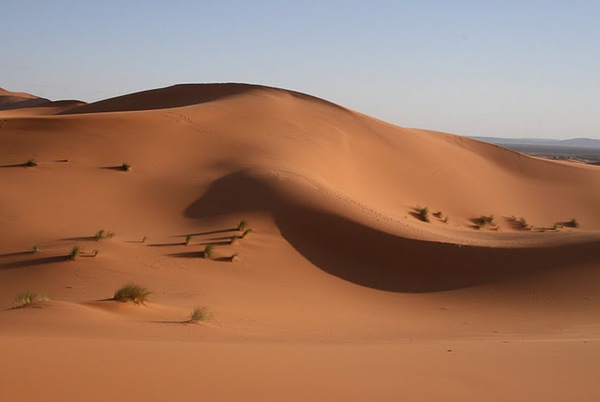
top-left (1, 84), bottom-right (599, 401)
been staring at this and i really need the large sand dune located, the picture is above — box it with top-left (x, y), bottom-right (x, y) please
top-left (1, 83), bottom-right (599, 401)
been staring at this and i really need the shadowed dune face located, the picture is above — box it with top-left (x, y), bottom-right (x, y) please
top-left (185, 171), bottom-right (600, 292)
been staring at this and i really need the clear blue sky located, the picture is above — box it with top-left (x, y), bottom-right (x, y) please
top-left (3, 0), bottom-right (599, 139)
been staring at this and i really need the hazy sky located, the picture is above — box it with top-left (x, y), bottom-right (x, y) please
top-left (3, 1), bottom-right (599, 139)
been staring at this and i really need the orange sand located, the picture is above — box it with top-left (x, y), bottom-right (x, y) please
top-left (1, 84), bottom-right (599, 401)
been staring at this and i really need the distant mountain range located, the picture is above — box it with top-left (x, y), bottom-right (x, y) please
top-left (472, 137), bottom-right (600, 149)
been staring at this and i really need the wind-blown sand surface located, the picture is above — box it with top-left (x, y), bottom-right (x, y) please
top-left (1, 83), bottom-right (599, 401)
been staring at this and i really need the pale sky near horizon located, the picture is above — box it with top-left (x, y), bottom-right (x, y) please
top-left (2, 1), bottom-right (599, 139)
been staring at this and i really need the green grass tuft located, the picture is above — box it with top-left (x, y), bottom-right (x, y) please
top-left (203, 244), bottom-right (215, 259)
top-left (69, 246), bottom-right (80, 260)
top-left (113, 283), bottom-right (151, 304)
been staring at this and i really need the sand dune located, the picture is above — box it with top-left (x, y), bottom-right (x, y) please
top-left (1, 83), bottom-right (599, 401)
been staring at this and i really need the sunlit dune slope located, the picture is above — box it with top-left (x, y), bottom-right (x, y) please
top-left (1, 83), bottom-right (599, 296)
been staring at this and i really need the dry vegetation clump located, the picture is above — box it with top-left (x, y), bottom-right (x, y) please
top-left (95, 229), bottom-right (115, 241)
top-left (68, 246), bottom-right (81, 260)
top-left (189, 306), bottom-right (210, 323)
top-left (237, 220), bottom-right (249, 231)
top-left (24, 159), bottom-right (38, 167)
top-left (230, 235), bottom-right (239, 245)
top-left (30, 244), bottom-right (42, 254)
top-left (12, 291), bottom-right (49, 308)
top-left (185, 235), bottom-right (193, 246)
top-left (113, 283), bottom-right (151, 304)
top-left (120, 162), bottom-right (131, 172)
top-left (204, 244), bottom-right (215, 259)
top-left (508, 215), bottom-right (532, 230)
top-left (229, 252), bottom-right (239, 262)
top-left (564, 218), bottom-right (579, 228)
top-left (416, 206), bottom-right (430, 222)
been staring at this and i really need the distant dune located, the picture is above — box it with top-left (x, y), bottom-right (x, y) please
top-left (1, 83), bottom-right (599, 402)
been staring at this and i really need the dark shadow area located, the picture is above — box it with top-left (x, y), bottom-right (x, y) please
top-left (99, 166), bottom-right (129, 172)
top-left (197, 241), bottom-right (230, 246)
top-left (0, 255), bottom-right (67, 270)
top-left (0, 251), bottom-right (33, 258)
top-left (0, 163), bottom-right (34, 168)
top-left (184, 171), bottom-right (600, 293)
top-left (167, 251), bottom-right (205, 259)
top-left (175, 228), bottom-right (237, 237)
top-left (60, 236), bottom-right (97, 241)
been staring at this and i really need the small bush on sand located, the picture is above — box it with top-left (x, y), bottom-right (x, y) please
top-left (229, 252), bottom-right (239, 262)
top-left (230, 235), bottom-right (239, 245)
top-left (564, 218), bottom-right (579, 228)
top-left (69, 246), bottom-right (80, 260)
top-left (240, 229), bottom-right (253, 239)
top-left (185, 235), bottom-right (193, 246)
top-left (417, 206), bottom-right (430, 222)
top-left (189, 306), bottom-right (210, 323)
top-left (517, 217), bottom-right (531, 230)
top-left (477, 215), bottom-right (494, 226)
top-left (120, 163), bottom-right (131, 172)
top-left (24, 159), bottom-right (38, 167)
top-left (95, 229), bottom-right (115, 241)
top-left (204, 244), bottom-right (215, 259)
top-left (237, 220), bottom-right (248, 231)
top-left (12, 291), bottom-right (49, 308)
top-left (31, 244), bottom-right (41, 253)
top-left (113, 283), bottom-right (151, 304)
top-left (433, 211), bottom-right (443, 218)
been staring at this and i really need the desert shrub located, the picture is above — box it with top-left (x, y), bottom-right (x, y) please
top-left (204, 244), bottom-right (215, 259)
top-left (12, 291), bottom-right (49, 308)
top-left (113, 283), bottom-right (151, 304)
top-left (120, 163), bottom-right (131, 172)
top-left (237, 220), bottom-right (248, 231)
top-left (565, 218), bottom-right (579, 228)
top-left (230, 235), bottom-right (239, 245)
top-left (229, 252), bottom-right (239, 262)
top-left (31, 244), bottom-right (41, 253)
top-left (94, 229), bottom-right (115, 241)
top-left (417, 206), bottom-right (430, 222)
top-left (69, 246), bottom-right (80, 260)
top-left (517, 217), bottom-right (531, 230)
top-left (185, 235), bottom-right (193, 246)
top-left (189, 306), bottom-right (209, 323)
top-left (240, 229), bottom-right (253, 239)
top-left (477, 215), bottom-right (494, 226)
top-left (433, 211), bottom-right (443, 218)
top-left (24, 159), bottom-right (37, 167)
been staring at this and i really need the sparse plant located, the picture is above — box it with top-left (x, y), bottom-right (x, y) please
top-left (433, 211), bottom-right (443, 218)
top-left (12, 291), bottom-right (49, 308)
top-left (477, 215), bottom-right (494, 226)
top-left (31, 244), bottom-right (41, 253)
top-left (517, 217), bottom-right (531, 230)
top-left (24, 159), bottom-right (37, 167)
top-left (113, 283), bottom-right (151, 304)
top-left (189, 305), bottom-right (209, 323)
top-left (69, 246), bottom-right (80, 260)
top-left (204, 244), bottom-right (215, 259)
top-left (95, 229), bottom-right (115, 241)
top-left (417, 206), bottom-right (430, 222)
top-left (141, 235), bottom-right (148, 243)
top-left (240, 229), bottom-right (253, 239)
top-left (230, 235), bottom-right (239, 245)
top-left (120, 162), bottom-right (131, 172)
top-left (565, 218), bottom-right (579, 228)
top-left (237, 220), bottom-right (248, 231)
top-left (185, 235), bottom-right (193, 246)
top-left (442, 216), bottom-right (448, 223)
top-left (229, 252), bottom-right (239, 262)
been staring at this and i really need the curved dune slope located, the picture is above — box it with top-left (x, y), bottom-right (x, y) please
top-left (1, 83), bottom-right (599, 295)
